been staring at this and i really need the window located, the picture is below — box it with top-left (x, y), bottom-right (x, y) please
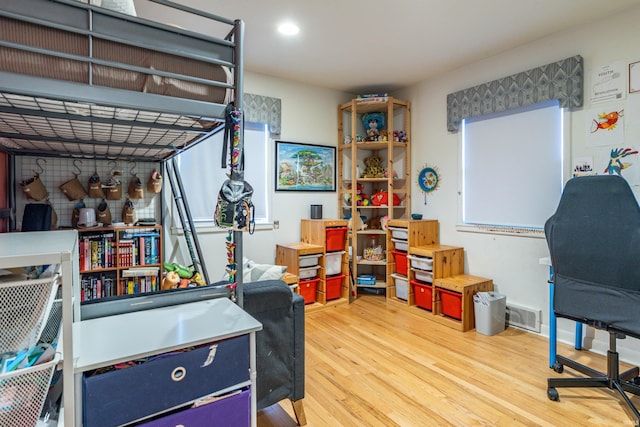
top-left (459, 100), bottom-right (567, 235)
top-left (175, 122), bottom-right (271, 228)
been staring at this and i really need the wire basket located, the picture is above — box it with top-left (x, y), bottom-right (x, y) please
top-left (0, 353), bottom-right (60, 427)
top-left (0, 275), bottom-right (59, 354)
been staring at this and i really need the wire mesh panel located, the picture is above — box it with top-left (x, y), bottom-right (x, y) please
top-left (0, 275), bottom-right (58, 354)
top-left (0, 353), bottom-right (59, 427)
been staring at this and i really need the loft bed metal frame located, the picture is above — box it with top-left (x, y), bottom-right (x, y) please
top-left (0, 0), bottom-right (247, 304)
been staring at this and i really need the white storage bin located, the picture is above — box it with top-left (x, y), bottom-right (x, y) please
top-left (391, 273), bottom-right (408, 300)
top-left (299, 265), bottom-right (320, 279)
top-left (407, 254), bottom-right (433, 271)
top-left (299, 254), bottom-right (321, 268)
top-left (391, 238), bottom-right (408, 252)
top-left (388, 227), bottom-right (408, 240)
top-left (412, 268), bottom-right (433, 283)
top-left (325, 251), bottom-right (345, 276)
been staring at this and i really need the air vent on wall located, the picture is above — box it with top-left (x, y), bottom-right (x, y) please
top-left (506, 303), bottom-right (541, 333)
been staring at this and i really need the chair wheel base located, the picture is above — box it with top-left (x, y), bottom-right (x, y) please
top-left (552, 361), bottom-right (564, 373)
top-left (547, 387), bottom-right (559, 401)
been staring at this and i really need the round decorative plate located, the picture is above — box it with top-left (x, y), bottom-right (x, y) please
top-left (418, 166), bottom-right (440, 193)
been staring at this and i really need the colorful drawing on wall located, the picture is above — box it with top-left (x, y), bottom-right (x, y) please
top-left (591, 109), bottom-right (624, 133)
top-left (603, 147), bottom-right (639, 175)
top-left (586, 103), bottom-right (625, 148)
top-left (275, 141), bottom-right (336, 191)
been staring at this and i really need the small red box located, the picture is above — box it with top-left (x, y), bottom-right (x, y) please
top-left (392, 250), bottom-right (408, 276)
top-left (325, 226), bottom-right (347, 252)
top-left (299, 278), bottom-right (319, 304)
top-left (411, 280), bottom-right (432, 311)
top-left (325, 274), bottom-right (344, 300)
top-left (439, 288), bottom-right (462, 319)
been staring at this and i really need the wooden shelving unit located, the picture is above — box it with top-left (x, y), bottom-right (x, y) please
top-left (338, 97), bottom-right (411, 294)
top-left (78, 225), bottom-right (162, 301)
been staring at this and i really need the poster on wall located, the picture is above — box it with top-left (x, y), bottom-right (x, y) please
top-left (585, 102), bottom-right (625, 147)
top-left (597, 146), bottom-right (640, 186)
top-left (591, 61), bottom-right (626, 104)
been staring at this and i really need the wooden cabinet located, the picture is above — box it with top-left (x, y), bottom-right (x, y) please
top-left (300, 219), bottom-right (350, 305)
top-left (338, 97), bottom-right (411, 294)
top-left (386, 219), bottom-right (440, 301)
top-left (276, 242), bottom-right (324, 305)
top-left (78, 225), bottom-right (162, 301)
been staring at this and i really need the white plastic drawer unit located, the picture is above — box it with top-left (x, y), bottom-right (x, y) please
top-left (82, 334), bottom-right (250, 427)
top-left (412, 268), bottom-right (433, 283)
top-left (391, 238), bottom-right (408, 252)
top-left (298, 254), bottom-right (321, 268)
top-left (325, 251), bottom-right (345, 276)
top-left (407, 254), bottom-right (433, 271)
top-left (299, 265), bottom-right (321, 279)
top-left (388, 227), bottom-right (408, 240)
top-left (391, 273), bottom-right (408, 300)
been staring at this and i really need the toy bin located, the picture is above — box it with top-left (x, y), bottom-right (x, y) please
top-left (388, 227), bottom-right (408, 240)
top-left (325, 226), bottom-right (348, 252)
top-left (299, 254), bottom-right (321, 268)
top-left (299, 278), bottom-right (319, 304)
top-left (325, 251), bottom-right (345, 276)
top-left (325, 274), bottom-right (344, 300)
top-left (391, 273), bottom-right (408, 300)
top-left (412, 268), bottom-right (433, 283)
top-left (411, 280), bottom-right (433, 311)
top-left (438, 288), bottom-right (462, 320)
top-left (391, 238), bottom-right (408, 252)
top-left (407, 254), bottom-right (433, 271)
top-left (391, 250), bottom-right (408, 276)
top-left (357, 275), bottom-right (377, 286)
top-left (298, 265), bottom-right (320, 280)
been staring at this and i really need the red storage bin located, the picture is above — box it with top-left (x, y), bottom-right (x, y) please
top-left (411, 280), bottom-right (432, 311)
top-left (325, 274), bottom-right (344, 300)
top-left (392, 250), bottom-right (408, 276)
top-left (325, 226), bottom-right (347, 252)
top-left (299, 278), bottom-right (319, 304)
top-left (439, 288), bottom-right (462, 319)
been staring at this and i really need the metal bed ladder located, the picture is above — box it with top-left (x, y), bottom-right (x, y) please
top-left (165, 157), bottom-right (210, 285)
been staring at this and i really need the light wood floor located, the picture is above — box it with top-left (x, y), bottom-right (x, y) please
top-left (257, 294), bottom-right (640, 427)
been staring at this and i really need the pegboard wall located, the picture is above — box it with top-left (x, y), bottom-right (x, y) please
top-left (15, 156), bottom-right (162, 230)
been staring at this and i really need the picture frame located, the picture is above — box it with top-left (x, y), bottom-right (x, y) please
top-left (275, 141), bottom-right (336, 191)
top-left (630, 61), bottom-right (640, 94)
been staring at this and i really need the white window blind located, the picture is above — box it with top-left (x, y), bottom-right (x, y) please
top-left (176, 122), bottom-right (271, 225)
top-left (460, 100), bottom-right (565, 232)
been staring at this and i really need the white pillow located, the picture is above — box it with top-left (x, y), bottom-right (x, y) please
top-left (246, 263), bottom-right (287, 282)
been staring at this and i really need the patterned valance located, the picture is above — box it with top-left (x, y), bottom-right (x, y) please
top-left (244, 93), bottom-right (281, 137)
top-left (446, 55), bottom-right (583, 132)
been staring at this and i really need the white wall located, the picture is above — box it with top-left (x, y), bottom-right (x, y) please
top-left (401, 5), bottom-right (640, 361)
top-left (168, 72), bottom-right (350, 280)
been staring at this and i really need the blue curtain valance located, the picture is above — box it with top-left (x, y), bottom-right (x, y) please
top-left (446, 55), bottom-right (583, 132)
top-left (244, 93), bottom-right (281, 137)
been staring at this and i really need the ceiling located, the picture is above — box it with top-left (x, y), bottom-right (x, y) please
top-left (135, 0), bottom-right (640, 94)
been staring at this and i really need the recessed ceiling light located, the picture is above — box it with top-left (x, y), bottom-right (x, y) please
top-left (278, 22), bottom-right (299, 36)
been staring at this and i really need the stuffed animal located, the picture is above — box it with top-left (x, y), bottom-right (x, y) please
top-left (346, 183), bottom-right (370, 206)
top-left (348, 214), bottom-right (367, 231)
top-left (161, 271), bottom-right (180, 290)
top-left (365, 215), bottom-right (382, 230)
top-left (370, 191), bottom-right (401, 206)
top-left (361, 155), bottom-right (385, 178)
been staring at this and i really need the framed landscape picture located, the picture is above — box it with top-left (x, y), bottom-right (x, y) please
top-left (275, 141), bottom-right (336, 191)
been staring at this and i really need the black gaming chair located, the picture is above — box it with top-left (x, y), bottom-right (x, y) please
top-left (545, 175), bottom-right (640, 424)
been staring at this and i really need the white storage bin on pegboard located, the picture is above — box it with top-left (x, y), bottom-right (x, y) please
top-left (0, 274), bottom-right (59, 354)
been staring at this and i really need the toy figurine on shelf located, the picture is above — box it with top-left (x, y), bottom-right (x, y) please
top-left (393, 130), bottom-right (407, 142)
top-left (363, 112), bottom-right (386, 142)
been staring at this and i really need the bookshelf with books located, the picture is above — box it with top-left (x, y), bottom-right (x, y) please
top-left (78, 225), bottom-right (162, 301)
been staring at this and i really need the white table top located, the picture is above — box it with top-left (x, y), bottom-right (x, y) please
top-left (73, 297), bottom-right (262, 372)
top-left (0, 230), bottom-right (78, 268)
